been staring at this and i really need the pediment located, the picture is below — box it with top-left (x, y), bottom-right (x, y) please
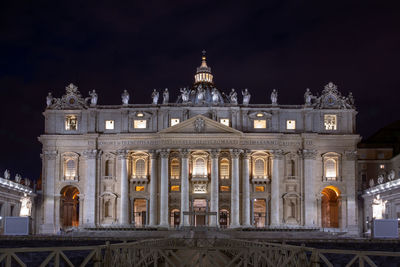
top-left (158, 115), bottom-right (242, 135)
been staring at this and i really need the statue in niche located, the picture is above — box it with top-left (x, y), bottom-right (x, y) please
top-left (304, 88), bottom-right (313, 106)
top-left (197, 85), bottom-right (205, 103)
top-left (180, 87), bottom-right (190, 103)
top-left (121, 90), bottom-right (130, 105)
top-left (229, 88), bottom-right (238, 104)
top-left (4, 169), bottom-right (10, 179)
top-left (151, 89), bottom-right (159, 105)
top-left (211, 88), bottom-right (219, 103)
top-left (46, 92), bottom-right (53, 107)
top-left (242, 88), bottom-right (251, 105)
top-left (162, 88), bottom-right (169, 104)
top-left (15, 174), bottom-right (22, 183)
top-left (271, 89), bottom-right (278, 105)
top-left (88, 90), bottom-right (98, 106)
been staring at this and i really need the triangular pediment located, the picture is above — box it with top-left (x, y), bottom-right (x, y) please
top-left (159, 115), bottom-right (243, 135)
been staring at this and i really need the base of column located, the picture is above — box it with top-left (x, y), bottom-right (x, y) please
top-left (229, 224), bottom-right (241, 228)
top-left (40, 223), bottom-right (56, 234)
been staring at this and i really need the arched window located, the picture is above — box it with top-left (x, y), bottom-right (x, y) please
top-left (194, 158), bottom-right (206, 176)
top-left (325, 159), bottom-right (337, 179)
top-left (65, 159), bottom-right (76, 180)
top-left (170, 158), bottom-right (180, 179)
top-left (135, 159), bottom-right (146, 177)
top-left (287, 159), bottom-right (295, 177)
top-left (105, 160), bottom-right (113, 176)
top-left (254, 159), bottom-right (265, 177)
top-left (220, 158), bottom-right (229, 179)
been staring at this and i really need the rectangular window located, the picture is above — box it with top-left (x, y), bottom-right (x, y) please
top-left (324, 114), bottom-right (337, 130)
top-left (135, 186), bottom-right (145, 191)
top-left (171, 185), bottom-right (180, 192)
top-left (134, 120), bottom-right (147, 129)
top-left (255, 186), bottom-right (265, 192)
top-left (380, 164), bottom-right (385, 169)
top-left (286, 120), bottom-right (296, 130)
top-left (10, 205), bottom-right (14, 216)
top-left (220, 118), bottom-right (230, 126)
top-left (254, 120), bottom-right (266, 129)
top-left (65, 115), bottom-right (78, 131)
top-left (105, 120), bottom-right (114, 130)
top-left (220, 186), bottom-right (230, 192)
top-left (170, 118), bottom-right (180, 126)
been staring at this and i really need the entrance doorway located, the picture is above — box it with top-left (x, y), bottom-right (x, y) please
top-left (170, 209), bottom-right (180, 227)
top-left (133, 199), bottom-right (147, 227)
top-left (193, 199), bottom-right (207, 226)
top-left (253, 199), bottom-right (267, 227)
top-left (60, 186), bottom-right (79, 228)
top-left (321, 186), bottom-right (340, 228)
top-left (219, 209), bottom-right (229, 227)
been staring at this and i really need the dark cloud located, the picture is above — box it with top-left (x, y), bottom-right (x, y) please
top-left (0, 0), bottom-right (399, 179)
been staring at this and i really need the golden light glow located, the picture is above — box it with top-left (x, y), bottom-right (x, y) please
top-left (256, 113), bottom-right (263, 117)
top-left (170, 118), bottom-right (180, 126)
top-left (286, 120), bottom-right (296, 130)
top-left (65, 115), bottom-right (78, 131)
top-left (324, 185), bottom-right (340, 197)
top-left (136, 113), bottom-right (144, 117)
top-left (324, 114), bottom-right (337, 130)
top-left (105, 120), bottom-right (114, 130)
top-left (254, 120), bottom-right (266, 129)
top-left (255, 186), bottom-right (265, 192)
top-left (220, 186), bottom-right (230, 192)
top-left (171, 185), bottom-right (180, 192)
top-left (220, 118), bottom-right (230, 126)
top-left (134, 120), bottom-right (147, 129)
top-left (135, 186), bottom-right (145, 191)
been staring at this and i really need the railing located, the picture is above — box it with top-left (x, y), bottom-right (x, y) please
top-left (1, 238), bottom-right (400, 266)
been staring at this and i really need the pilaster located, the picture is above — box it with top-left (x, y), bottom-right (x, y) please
top-left (302, 149), bottom-right (317, 227)
top-left (117, 149), bottom-right (129, 225)
top-left (242, 149), bottom-right (251, 227)
top-left (270, 149), bottom-right (284, 226)
top-left (159, 149), bottom-right (169, 227)
top-left (83, 149), bottom-right (98, 226)
top-left (148, 150), bottom-right (158, 226)
top-left (209, 149), bottom-right (220, 227)
top-left (41, 150), bottom-right (57, 234)
top-left (230, 149), bottom-right (241, 227)
top-left (180, 149), bottom-right (190, 226)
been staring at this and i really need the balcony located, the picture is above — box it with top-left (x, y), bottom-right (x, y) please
top-left (130, 175), bottom-right (149, 184)
top-left (252, 176), bottom-right (270, 184)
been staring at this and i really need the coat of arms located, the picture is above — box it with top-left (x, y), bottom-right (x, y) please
top-left (194, 118), bottom-right (205, 133)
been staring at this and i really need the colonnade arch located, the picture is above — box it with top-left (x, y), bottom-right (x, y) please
top-left (60, 185), bottom-right (80, 228)
top-left (321, 186), bottom-right (340, 228)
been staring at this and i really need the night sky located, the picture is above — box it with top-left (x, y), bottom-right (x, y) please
top-left (1, 1), bottom-right (399, 180)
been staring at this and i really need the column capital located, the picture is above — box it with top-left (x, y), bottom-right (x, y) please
top-left (210, 149), bottom-right (220, 159)
top-left (242, 149), bottom-right (251, 159)
top-left (301, 149), bottom-right (317, 159)
top-left (159, 149), bottom-right (169, 159)
top-left (229, 148), bottom-right (242, 158)
top-left (116, 149), bottom-right (129, 159)
top-left (83, 149), bottom-right (98, 159)
top-left (44, 150), bottom-right (57, 160)
top-left (179, 149), bottom-right (190, 158)
top-left (271, 149), bottom-right (285, 159)
top-left (149, 150), bottom-right (158, 159)
top-left (345, 150), bottom-right (357, 160)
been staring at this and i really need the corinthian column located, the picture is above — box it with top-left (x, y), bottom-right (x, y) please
top-left (148, 150), bottom-right (158, 226)
top-left (180, 149), bottom-right (190, 226)
top-left (302, 149), bottom-right (317, 227)
top-left (83, 149), bottom-right (98, 226)
top-left (242, 150), bottom-right (251, 227)
top-left (271, 149), bottom-right (284, 226)
top-left (41, 150), bottom-right (57, 234)
top-left (209, 149), bottom-right (220, 227)
top-left (159, 149), bottom-right (169, 227)
top-left (117, 149), bottom-right (129, 225)
top-left (230, 149), bottom-right (241, 228)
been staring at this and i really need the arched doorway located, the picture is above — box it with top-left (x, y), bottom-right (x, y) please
top-left (60, 186), bottom-right (80, 228)
top-left (321, 186), bottom-right (340, 228)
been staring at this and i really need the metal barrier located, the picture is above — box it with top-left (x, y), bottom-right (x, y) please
top-left (1, 238), bottom-right (400, 266)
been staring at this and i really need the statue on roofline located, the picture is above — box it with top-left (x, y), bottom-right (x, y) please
top-left (162, 88), bottom-right (169, 104)
top-left (46, 92), bottom-right (53, 107)
top-left (88, 90), bottom-right (98, 106)
top-left (229, 88), bottom-right (238, 104)
top-left (242, 88), bottom-right (251, 105)
top-left (180, 87), bottom-right (190, 103)
top-left (271, 89), bottom-right (278, 105)
top-left (121, 90), bottom-right (130, 105)
top-left (4, 169), bottom-right (10, 179)
top-left (211, 88), bottom-right (219, 104)
top-left (151, 89), bottom-right (159, 105)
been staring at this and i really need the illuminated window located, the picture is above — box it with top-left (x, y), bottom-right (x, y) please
top-left (65, 159), bottom-right (76, 180)
top-left (136, 113), bottom-right (144, 117)
top-left (256, 113), bottom-right (263, 117)
top-left (254, 120), bottom-right (266, 129)
top-left (325, 159), bottom-right (337, 180)
top-left (220, 158), bottom-right (229, 179)
top-left (170, 158), bottom-right (180, 179)
top-left (105, 160), bottom-right (113, 176)
top-left (171, 185), bottom-right (180, 192)
top-left (220, 119), bottom-right (230, 126)
top-left (134, 120), bottom-right (147, 129)
top-left (105, 120), bottom-right (114, 130)
top-left (135, 159), bottom-right (146, 177)
top-left (220, 186), bottom-right (230, 192)
top-left (170, 118), bottom-right (180, 126)
top-left (286, 120), bottom-right (296, 130)
top-left (135, 186), bottom-right (144, 191)
top-left (255, 186), bottom-right (265, 192)
top-left (194, 158), bottom-right (207, 176)
top-left (254, 159), bottom-right (265, 177)
top-left (65, 115), bottom-right (78, 131)
top-left (380, 164), bottom-right (385, 169)
top-left (324, 114), bottom-right (337, 130)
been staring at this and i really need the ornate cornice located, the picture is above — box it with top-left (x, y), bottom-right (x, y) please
top-left (179, 149), bottom-right (190, 158)
top-left (210, 149), bottom-right (220, 159)
top-left (116, 149), bottom-right (129, 159)
top-left (159, 149), bottom-right (169, 159)
top-left (83, 149), bottom-right (98, 159)
top-left (44, 150), bottom-right (57, 160)
top-left (230, 149), bottom-right (242, 159)
top-left (271, 149), bottom-right (285, 159)
top-left (242, 149), bottom-right (251, 159)
top-left (301, 149), bottom-right (317, 160)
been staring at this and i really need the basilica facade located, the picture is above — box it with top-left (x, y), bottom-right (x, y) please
top-left (39, 54), bottom-right (359, 234)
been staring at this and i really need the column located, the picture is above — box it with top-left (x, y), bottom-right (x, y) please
top-left (41, 150), bottom-right (57, 234)
top-left (242, 150), bottom-right (251, 227)
top-left (230, 149), bottom-right (241, 227)
top-left (159, 149), bottom-right (169, 227)
top-left (209, 149), bottom-right (219, 227)
top-left (180, 149), bottom-right (190, 226)
top-left (148, 150), bottom-right (158, 226)
top-left (271, 149), bottom-right (284, 226)
top-left (117, 149), bottom-right (130, 225)
top-left (302, 149), bottom-right (317, 227)
top-left (83, 149), bottom-right (97, 226)
top-left (345, 151), bottom-right (358, 234)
